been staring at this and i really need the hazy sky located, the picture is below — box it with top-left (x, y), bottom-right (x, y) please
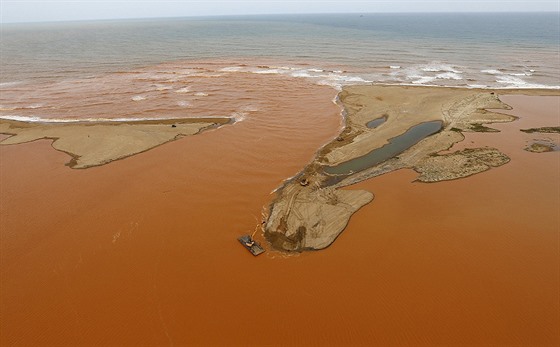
top-left (2, 0), bottom-right (559, 23)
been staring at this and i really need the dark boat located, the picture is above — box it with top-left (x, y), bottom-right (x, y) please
top-left (238, 235), bottom-right (265, 256)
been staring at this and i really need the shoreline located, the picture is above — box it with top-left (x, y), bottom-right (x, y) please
top-left (264, 85), bottom-right (560, 252)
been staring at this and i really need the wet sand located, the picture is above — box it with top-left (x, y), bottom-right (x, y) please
top-left (1, 85), bottom-right (559, 345)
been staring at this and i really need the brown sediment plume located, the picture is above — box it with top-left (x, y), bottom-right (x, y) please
top-left (0, 117), bottom-right (230, 168)
top-left (265, 86), bottom-right (560, 251)
top-left (1, 72), bottom-right (559, 345)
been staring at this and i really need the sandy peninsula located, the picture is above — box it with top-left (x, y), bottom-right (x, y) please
top-left (1, 85), bottom-right (557, 254)
top-left (0, 117), bottom-right (231, 168)
top-left (265, 85), bottom-right (560, 252)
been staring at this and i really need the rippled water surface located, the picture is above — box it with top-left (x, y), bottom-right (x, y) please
top-left (2, 13), bottom-right (559, 90)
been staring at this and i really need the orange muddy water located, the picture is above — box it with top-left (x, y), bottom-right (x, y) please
top-left (1, 74), bottom-right (558, 346)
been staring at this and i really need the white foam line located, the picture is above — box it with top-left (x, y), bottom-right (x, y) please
top-left (0, 81), bottom-right (23, 88)
top-left (481, 69), bottom-right (502, 75)
top-left (375, 82), bottom-right (560, 90)
top-left (0, 115), bottom-right (232, 123)
top-left (230, 111), bottom-right (248, 122)
top-left (174, 86), bottom-right (191, 93)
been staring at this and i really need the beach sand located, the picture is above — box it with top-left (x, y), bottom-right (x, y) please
top-left (1, 82), bottom-right (558, 345)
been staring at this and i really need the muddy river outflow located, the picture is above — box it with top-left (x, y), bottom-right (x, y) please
top-left (1, 61), bottom-right (558, 345)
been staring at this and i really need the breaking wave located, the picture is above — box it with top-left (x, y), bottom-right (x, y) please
top-left (0, 115), bottom-right (231, 123)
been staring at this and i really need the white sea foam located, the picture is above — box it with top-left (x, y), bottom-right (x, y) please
top-left (231, 111), bottom-right (248, 122)
top-left (291, 71), bottom-right (312, 78)
top-left (252, 69), bottom-right (281, 74)
top-left (314, 73), bottom-right (372, 90)
top-left (0, 115), bottom-right (153, 123)
top-left (0, 115), bottom-right (233, 123)
top-left (509, 72), bottom-right (532, 76)
top-left (193, 92), bottom-right (208, 97)
top-left (435, 72), bottom-right (463, 80)
top-left (421, 63), bottom-right (462, 73)
top-left (220, 66), bottom-right (244, 72)
top-left (175, 86), bottom-right (191, 93)
top-left (481, 69), bottom-right (502, 75)
top-left (467, 84), bottom-right (489, 89)
top-left (308, 68), bottom-right (324, 73)
top-left (389, 66), bottom-right (401, 69)
top-left (342, 76), bottom-right (371, 83)
top-left (495, 75), bottom-right (558, 89)
top-left (177, 101), bottom-right (191, 107)
top-left (316, 80), bottom-right (343, 90)
top-left (411, 76), bottom-right (437, 84)
top-left (131, 95), bottom-right (146, 101)
top-left (0, 81), bottom-right (23, 88)
top-left (496, 75), bottom-right (527, 85)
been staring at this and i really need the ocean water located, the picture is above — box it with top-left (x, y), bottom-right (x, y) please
top-left (1, 13), bottom-right (558, 122)
top-left (2, 13), bottom-right (559, 87)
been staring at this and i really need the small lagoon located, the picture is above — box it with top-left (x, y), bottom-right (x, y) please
top-left (325, 120), bottom-right (443, 176)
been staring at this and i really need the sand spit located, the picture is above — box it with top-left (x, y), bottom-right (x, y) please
top-left (265, 85), bottom-right (560, 252)
top-left (0, 117), bottom-right (230, 168)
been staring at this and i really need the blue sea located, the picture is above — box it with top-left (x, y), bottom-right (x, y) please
top-left (1, 13), bottom-right (559, 122)
top-left (2, 13), bottom-right (559, 86)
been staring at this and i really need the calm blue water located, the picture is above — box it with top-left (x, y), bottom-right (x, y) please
top-left (1, 13), bottom-right (559, 88)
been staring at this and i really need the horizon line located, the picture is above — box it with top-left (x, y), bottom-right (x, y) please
top-left (2, 10), bottom-right (559, 25)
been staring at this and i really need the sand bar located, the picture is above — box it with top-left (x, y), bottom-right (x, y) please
top-left (0, 117), bottom-right (231, 168)
top-left (265, 86), bottom-right (560, 251)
